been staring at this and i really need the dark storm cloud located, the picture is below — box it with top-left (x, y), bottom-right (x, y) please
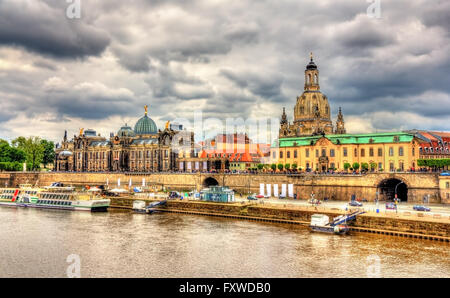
top-left (146, 64), bottom-right (214, 100)
top-left (1, 0), bottom-right (450, 139)
top-left (220, 69), bottom-right (286, 100)
top-left (0, 0), bottom-right (110, 58)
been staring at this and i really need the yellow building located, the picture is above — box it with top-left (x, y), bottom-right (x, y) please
top-left (270, 132), bottom-right (421, 172)
top-left (271, 54), bottom-right (448, 173)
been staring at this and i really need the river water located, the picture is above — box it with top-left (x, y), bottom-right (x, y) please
top-left (0, 207), bottom-right (448, 278)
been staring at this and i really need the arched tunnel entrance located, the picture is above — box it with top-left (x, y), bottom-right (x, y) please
top-left (377, 178), bottom-right (408, 202)
top-left (203, 177), bottom-right (219, 188)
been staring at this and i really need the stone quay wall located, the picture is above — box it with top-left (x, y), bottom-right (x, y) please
top-left (109, 198), bottom-right (450, 239)
top-left (0, 171), bottom-right (443, 203)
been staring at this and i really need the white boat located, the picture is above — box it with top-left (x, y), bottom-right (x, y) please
top-left (309, 214), bottom-right (349, 235)
top-left (132, 200), bottom-right (147, 213)
top-left (1, 185), bottom-right (110, 212)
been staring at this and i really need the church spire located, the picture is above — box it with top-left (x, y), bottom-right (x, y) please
top-left (335, 107), bottom-right (346, 134)
top-left (305, 53), bottom-right (319, 91)
top-left (280, 107), bottom-right (288, 125)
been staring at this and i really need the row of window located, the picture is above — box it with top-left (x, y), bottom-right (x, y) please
top-left (77, 150), bottom-right (168, 160)
top-left (301, 161), bottom-right (404, 171)
top-left (420, 147), bottom-right (449, 154)
top-left (40, 194), bottom-right (71, 200)
top-left (131, 150), bottom-right (167, 159)
top-left (0, 195), bottom-right (14, 200)
top-left (37, 200), bottom-right (72, 206)
top-left (275, 146), bottom-right (409, 159)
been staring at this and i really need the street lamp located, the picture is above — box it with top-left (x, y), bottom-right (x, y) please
top-left (394, 181), bottom-right (405, 201)
top-left (394, 181), bottom-right (404, 213)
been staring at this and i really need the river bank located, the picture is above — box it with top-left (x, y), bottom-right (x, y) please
top-left (109, 197), bottom-right (450, 242)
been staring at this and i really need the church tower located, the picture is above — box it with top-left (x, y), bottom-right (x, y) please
top-left (292, 53), bottom-right (333, 136)
top-left (335, 107), bottom-right (346, 134)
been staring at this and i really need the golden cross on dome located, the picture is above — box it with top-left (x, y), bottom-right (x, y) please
top-left (310, 52), bottom-right (313, 61)
top-left (144, 105), bottom-right (148, 115)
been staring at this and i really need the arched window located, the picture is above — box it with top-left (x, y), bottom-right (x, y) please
top-left (314, 74), bottom-right (318, 84)
top-left (308, 74), bottom-right (312, 84)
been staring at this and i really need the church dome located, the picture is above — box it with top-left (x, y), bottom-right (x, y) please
top-left (118, 124), bottom-right (135, 137)
top-left (306, 60), bottom-right (317, 70)
top-left (134, 106), bottom-right (158, 135)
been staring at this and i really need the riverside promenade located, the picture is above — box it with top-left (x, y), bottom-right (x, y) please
top-left (109, 196), bottom-right (450, 242)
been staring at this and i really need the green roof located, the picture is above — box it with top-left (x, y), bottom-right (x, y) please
top-left (279, 132), bottom-right (414, 148)
top-left (134, 115), bottom-right (158, 135)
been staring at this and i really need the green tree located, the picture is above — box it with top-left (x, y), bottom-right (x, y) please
top-left (344, 162), bottom-right (351, 171)
top-left (12, 136), bottom-right (44, 170)
top-left (277, 163), bottom-right (284, 171)
top-left (292, 164), bottom-right (298, 171)
top-left (0, 141), bottom-right (25, 163)
top-left (270, 164), bottom-right (277, 171)
top-left (40, 139), bottom-right (55, 168)
top-left (352, 162), bottom-right (360, 171)
top-left (361, 162), bottom-right (369, 171)
top-left (285, 163), bottom-right (290, 171)
top-left (370, 162), bottom-right (377, 171)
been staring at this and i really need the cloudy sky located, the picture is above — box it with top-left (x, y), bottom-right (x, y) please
top-left (0, 0), bottom-right (449, 143)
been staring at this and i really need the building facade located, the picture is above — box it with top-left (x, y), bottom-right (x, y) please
top-left (177, 133), bottom-right (270, 173)
top-left (55, 106), bottom-right (194, 172)
top-left (271, 132), bottom-right (422, 172)
top-left (272, 55), bottom-right (450, 172)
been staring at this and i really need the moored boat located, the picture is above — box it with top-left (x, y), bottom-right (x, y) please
top-left (132, 200), bottom-right (167, 214)
top-left (0, 185), bottom-right (110, 212)
top-left (309, 214), bottom-right (349, 235)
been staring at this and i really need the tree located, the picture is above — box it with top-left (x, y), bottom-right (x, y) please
top-left (352, 162), bottom-right (360, 171)
top-left (361, 162), bottom-right (369, 171)
top-left (40, 139), bottom-right (55, 168)
top-left (370, 162), bottom-right (377, 171)
top-left (277, 163), bottom-right (284, 171)
top-left (271, 164), bottom-right (277, 171)
top-left (285, 163), bottom-right (291, 171)
top-left (0, 139), bottom-right (26, 172)
top-left (344, 162), bottom-right (351, 171)
top-left (292, 164), bottom-right (298, 171)
top-left (12, 136), bottom-right (44, 170)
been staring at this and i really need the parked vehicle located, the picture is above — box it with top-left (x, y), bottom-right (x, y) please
top-left (168, 191), bottom-right (181, 199)
top-left (349, 200), bottom-right (363, 207)
top-left (385, 202), bottom-right (396, 210)
top-left (440, 171), bottom-right (450, 176)
top-left (309, 198), bottom-right (321, 205)
top-left (256, 194), bottom-right (264, 199)
top-left (247, 194), bottom-right (257, 200)
top-left (413, 205), bottom-right (431, 212)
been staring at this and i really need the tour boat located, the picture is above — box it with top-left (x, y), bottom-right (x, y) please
top-left (0, 185), bottom-right (110, 212)
top-left (0, 188), bottom-right (22, 207)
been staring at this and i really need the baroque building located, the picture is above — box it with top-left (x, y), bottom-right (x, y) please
top-left (55, 106), bottom-right (194, 172)
top-left (279, 53), bottom-right (343, 137)
top-left (272, 54), bottom-right (450, 173)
